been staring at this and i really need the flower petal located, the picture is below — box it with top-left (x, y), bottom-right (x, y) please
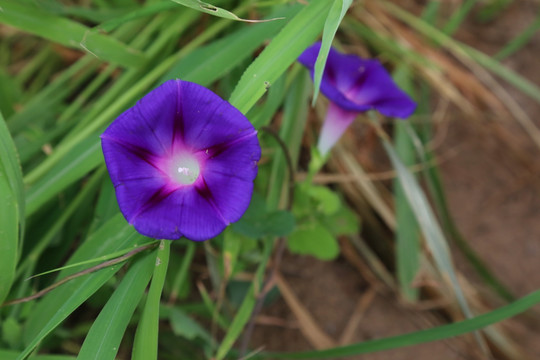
top-left (178, 81), bottom-right (257, 151)
top-left (134, 80), bottom-right (182, 151)
top-left (101, 137), bottom-right (166, 183)
top-left (201, 132), bottom-right (261, 223)
top-left (345, 60), bottom-right (417, 118)
top-left (299, 42), bottom-right (416, 118)
top-left (131, 187), bottom-right (228, 241)
top-left (317, 102), bottom-right (358, 156)
top-left (101, 107), bottom-right (169, 157)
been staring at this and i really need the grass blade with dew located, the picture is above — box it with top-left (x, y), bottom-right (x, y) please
top-left (170, 0), bottom-right (281, 22)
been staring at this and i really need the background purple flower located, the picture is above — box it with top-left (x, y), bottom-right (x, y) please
top-left (299, 42), bottom-right (416, 155)
top-left (101, 80), bottom-right (261, 241)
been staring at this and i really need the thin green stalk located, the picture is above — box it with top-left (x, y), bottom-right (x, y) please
top-left (441, 0), bottom-right (478, 36)
top-left (495, 14), bottom-right (540, 60)
top-left (132, 240), bottom-right (171, 360)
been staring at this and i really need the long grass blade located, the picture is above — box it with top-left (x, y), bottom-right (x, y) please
top-left (263, 289), bottom-right (540, 358)
top-left (77, 250), bottom-right (156, 360)
top-left (0, 110), bottom-right (23, 305)
top-left (20, 215), bottom-right (148, 359)
top-left (132, 240), bottom-right (171, 360)
top-left (311, 0), bottom-right (352, 104)
top-left (170, 0), bottom-right (279, 22)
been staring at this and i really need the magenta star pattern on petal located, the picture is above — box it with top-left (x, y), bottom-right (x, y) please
top-left (298, 42), bottom-right (416, 155)
top-left (101, 80), bottom-right (261, 241)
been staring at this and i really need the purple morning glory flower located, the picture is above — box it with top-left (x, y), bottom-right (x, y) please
top-left (101, 80), bottom-right (261, 241)
top-left (298, 42), bottom-right (416, 155)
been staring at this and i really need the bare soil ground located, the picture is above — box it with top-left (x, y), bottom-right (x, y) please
top-left (250, 2), bottom-right (540, 359)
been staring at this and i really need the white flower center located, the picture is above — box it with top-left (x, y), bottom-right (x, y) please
top-left (171, 153), bottom-right (200, 185)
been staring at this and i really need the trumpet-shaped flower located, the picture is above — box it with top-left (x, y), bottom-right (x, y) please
top-left (298, 42), bottom-right (416, 155)
top-left (101, 80), bottom-right (261, 241)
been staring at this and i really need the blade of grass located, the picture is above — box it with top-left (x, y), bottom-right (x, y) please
top-left (0, 111), bottom-right (23, 305)
top-left (0, 350), bottom-right (74, 360)
top-left (132, 240), bottom-right (171, 360)
top-left (495, 14), bottom-right (540, 60)
top-left (0, 0), bottom-right (145, 67)
top-left (441, 0), bottom-right (478, 36)
top-left (163, 4), bottom-right (299, 85)
top-left (411, 121), bottom-right (515, 301)
top-left (311, 0), bottom-right (352, 105)
top-left (77, 249), bottom-right (156, 360)
top-left (393, 67), bottom-right (420, 302)
top-left (263, 288), bottom-right (540, 359)
top-left (374, 117), bottom-right (471, 316)
top-left (25, 135), bottom-right (102, 216)
top-left (229, 0), bottom-right (332, 114)
top-left (170, 0), bottom-right (279, 22)
top-left (20, 214), bottom-right (148, 358)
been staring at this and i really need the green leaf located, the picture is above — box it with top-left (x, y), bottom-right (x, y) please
top-left (0, 1), bottom-right (145, 67)
top-left (21, 214), bottom-right (147, 359)
top-left (78, 250), bottom-right (156, 360)
top-left (307, 185), bottom-right (340, 215)
top-left (318, 204), bottom-right (360, 237)
top-left (0, 111), bottom-right (23, 305)
top-left (132, 240), bottom-right (171, 360)
top-left (1, 317), bottom-right (22, 349)
top-left (311, 0), bottom-right (353, 104)
top-left (288, 221), bottom-right (339, 261)
top-left (232, 193), bottom-right (295, 238)
top-left (170, 0), bottom-right (279, 22)
top-left (169, 308), bottom-right (212, 342)
top-left (264, 288), bottom-right (540, 359)
top-left (229, 0), bottom-right (332, 114)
